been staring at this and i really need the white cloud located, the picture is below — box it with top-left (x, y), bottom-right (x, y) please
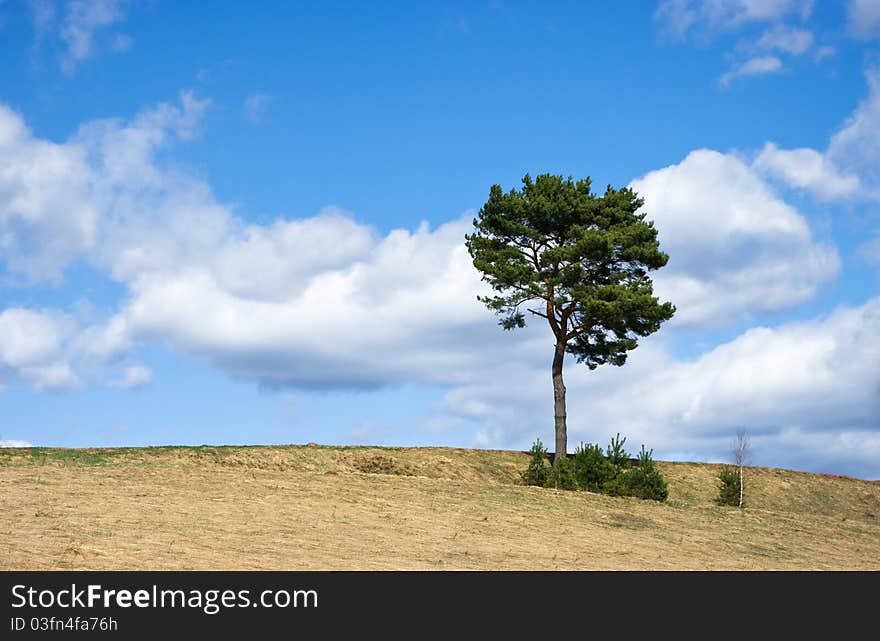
top-left (244, 93), bottom-right (271, 123)
top-left (630, 149), bottom-right (839, 325)
top-left (27, 0), bottom-right (131, 73)
top-left (753, 142), bottom-right (861, 200)
top-left (753, 66), bottom-right (880, 201)
top-left (107, 215), bottom-right (498, 389)
top-left (59, 0), bottom-right (128, 73)
top-left (118, 364), bottom-right (152, 389)
top-left (210, 209), bottom-right (375, 301)
top-left (90, 144), bottom-right (837, 387)
top-left (754, 24), bottom-right (813, 53)
top-left (0, 94), bottom-right (844, 391)
top-left (656, 1), bottom-right (835, 87)
top-left (0, 308), bottom-right (65, 367)
top-left (847, 0), bottom-right (880, 39)
top-left (718, 24), bottom-right (821, 87)
top-left (0, 308), bottom-right (79, 390)
top-left (0, 439), bottom-right (32, 448)
top-left (827, 66), bottom-right (880, 189)
top-left (655, 0), bottom-right (813, 40)
top-left (72, 313), bottom-right (131, 360)
top-left (0, 91), bottom-right (209, 285)
top-left (443, 298), bottom-right (880, 479)
top-left (0, 105), bottom-right (100, 284)
top-left (22, 361), bottom-right (79, 391)
top-left (719, 54), bottom-right (783, 87)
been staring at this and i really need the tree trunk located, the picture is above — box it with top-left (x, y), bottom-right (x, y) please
top-left (552, 341), bottom-right (567, 462)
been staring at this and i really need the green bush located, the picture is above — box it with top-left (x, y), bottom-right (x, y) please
top-left (606, 433), bottom-right (630, 469)
top-left (600, 475), bottom-right (627, 497)
top-left (716, 464), bottom-right (741, 507)
top-left (521, 439), bottom-right (551, 487)
top-left (603, 446), bottom-right (668, 501)
top-left (545, 456), bottom-right (578, 490)
top-left (520, 435), bottom-right (667, 501)
top-left (573, 442), bottom-right (618, 492)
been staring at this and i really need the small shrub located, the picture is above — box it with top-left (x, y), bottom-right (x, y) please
top-left (600, 475), bottom-right (626, 497)
top-left (604, 446), bottom-right (668, 501)
top-left (573, 442), bottom-right (618, 492)
top-left (716, 464), bottom-right (741, 507)
top-left (545, 456), bottom-right (579, 490)
top-left (606, 433), bottom-right (630, 469)
top-left (521, 439), bottom-right (551, 487)
top-left (519, 435), bottom-right (667, 500)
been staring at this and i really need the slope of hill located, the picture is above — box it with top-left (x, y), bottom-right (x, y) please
top-left (1, 445), bottom-right (877, 570)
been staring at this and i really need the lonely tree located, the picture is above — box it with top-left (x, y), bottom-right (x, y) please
top-left (465, 174), bottom-right (675, 461)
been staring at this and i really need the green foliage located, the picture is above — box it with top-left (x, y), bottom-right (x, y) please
top-left (464, 174), bottom-right (676, 368)
top-left (605, 445), bottom-right (668, 501)
top-left (605, 433), bottom-right (630, 469)
top-left (546, 456), bottom-right (579, 491)
top-left (716, 464), bottom-right (742, 507)
top-left (523, 436), bottom-right (667, 501)
top-left (573, 442), bottom-right (618, 491)
top-left (521, 439), bottom-right (551, 487)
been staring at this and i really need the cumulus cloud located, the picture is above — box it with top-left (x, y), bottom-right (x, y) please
top-left (753, 143), bottom-right (861, 200)
top-left (0, 91), bottom-right (209, 285)
top-left (445, 299), bottom-right (880, 479)
top-left (630, 149), bottom-right (839, 325)
top-left (86, 146), bottom-right (837, 387)
top-left (753, 66), bottom-right (880, 201)
top-left (0, 92), bottom-right (845, 392)
top-left (210, 209), bottom-right (375, 301)
top-left (0, 105), bottom-right (99, 284)
top-left (0, 308), bottom-right (79, 390)
top-left (105, 215), bottom-right (499, 389)
top-left (0, 439), bottom-right (33, 448)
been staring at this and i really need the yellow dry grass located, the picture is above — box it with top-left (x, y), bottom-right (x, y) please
top-left (1, 445), bottom-right (878, 570)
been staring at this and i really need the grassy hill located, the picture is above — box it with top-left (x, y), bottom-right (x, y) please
top-left (1, 444), bottom-right (878, 570)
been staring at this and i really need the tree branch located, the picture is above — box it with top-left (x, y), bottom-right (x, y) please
top-left (559, 306), bottom-right (572, 339)
top-left (565, 322), bottom-right (597, 342)
top-left (546, 290), bottom-right (561, 338)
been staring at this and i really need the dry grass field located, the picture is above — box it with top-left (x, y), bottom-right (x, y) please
top-left (1, 445), bottom-right (878, 570)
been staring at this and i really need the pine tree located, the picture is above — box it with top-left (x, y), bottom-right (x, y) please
top-left (466, 175), bottom-right (675, 461)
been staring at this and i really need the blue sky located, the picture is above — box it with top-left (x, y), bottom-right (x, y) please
top-left (0, 1), bottom-right (878, 479)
